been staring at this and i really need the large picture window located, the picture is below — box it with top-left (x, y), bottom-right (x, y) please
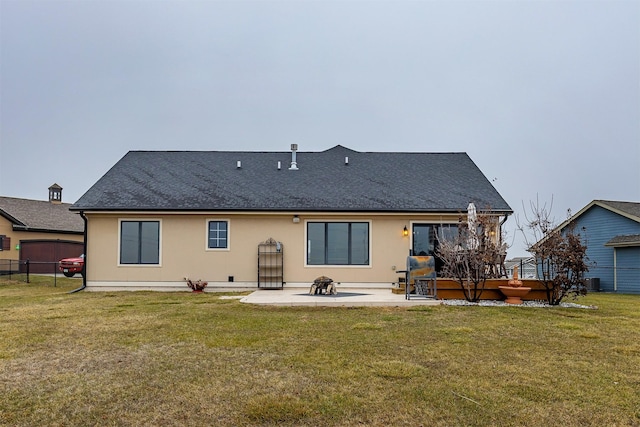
top-left (120, 221), bottom-right (160, 264)
top-left (207, 220), bottom-right (228, 249)
top-left (307, 222), bottom-right (369, 265)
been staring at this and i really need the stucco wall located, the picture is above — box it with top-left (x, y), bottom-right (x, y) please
top-left (85, 212), bottom-right (475, 291)
top-left (0, 217), bottom-right (15, 258)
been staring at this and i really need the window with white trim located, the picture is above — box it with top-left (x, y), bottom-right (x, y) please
top-left (307, 222), bottom-right (369, 265)
top-left (120, 221), bottom-right (160, 264)
top-left (207, 220), bottom-right (228, 249)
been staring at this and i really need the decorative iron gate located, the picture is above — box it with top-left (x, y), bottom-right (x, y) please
top-left (258, 237), bottom-right (284, 289)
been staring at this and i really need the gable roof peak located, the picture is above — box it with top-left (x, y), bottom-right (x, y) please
top-left (591, 200), bottom-right (640, 222)
top-left (545, 199), bottom-right (640, 241)
top-left (0, 195), bottom-right (83, 233)
top-left (322, 145), bottom-right (359, 154)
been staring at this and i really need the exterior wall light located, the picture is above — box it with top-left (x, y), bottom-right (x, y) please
top-left (293, 215), bottom-right (300, 223)
top-left (403, 226), bottom-right (409, 237)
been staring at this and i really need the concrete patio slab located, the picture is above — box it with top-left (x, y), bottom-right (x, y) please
top-left (240, 288), bottom-right (442, 307)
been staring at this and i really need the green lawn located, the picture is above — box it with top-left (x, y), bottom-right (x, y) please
top-left (1, 277), bottom-right (639, 426)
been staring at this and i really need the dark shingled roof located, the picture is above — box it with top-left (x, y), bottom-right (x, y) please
top-left (0, 197), bottom-right (83, 233)
top-left (605, 234), bottom-right (640, 247)
top-left (595, 200), bottom-right (640, 222)
top-left (72, 145), bottom-right (512, 214)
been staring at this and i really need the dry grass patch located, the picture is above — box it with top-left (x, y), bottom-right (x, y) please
top-left (1, 277), bottom-right (639, 426)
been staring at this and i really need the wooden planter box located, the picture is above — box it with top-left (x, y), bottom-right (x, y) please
top-left (396, 278), bottom-right (549, 301)
top-left (435, 279), bottom-right (549, 300)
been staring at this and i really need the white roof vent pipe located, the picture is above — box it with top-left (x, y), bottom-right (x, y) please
top-left (236, 160), bottom-right (242, 169)
top-left (288, 144), bottom-right (299, 170)
top-left (277, 161), bottom-right (281, 170)
top-left (345, 156), bottom-right (349, 165)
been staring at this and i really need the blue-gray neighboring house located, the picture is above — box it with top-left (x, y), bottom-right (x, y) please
top-left (547, 200), bottom-right (640, 294)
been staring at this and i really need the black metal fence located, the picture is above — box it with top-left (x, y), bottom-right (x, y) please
top-left (0, 259), bottom-right (67, 286)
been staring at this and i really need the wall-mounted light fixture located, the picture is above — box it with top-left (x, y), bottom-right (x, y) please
top-left (293, 215), bottom-right (300, 223)
top-left (403, 226), bottom-right (409, 237)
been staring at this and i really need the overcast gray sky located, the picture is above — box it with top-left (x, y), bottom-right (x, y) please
top-left (1, 0), bottom-right (639, 257)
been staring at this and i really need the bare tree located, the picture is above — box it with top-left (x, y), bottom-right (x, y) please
top-left (437, 213), bottom-right (505, 302)
top-left (518, 197), bottom-right (589, 305)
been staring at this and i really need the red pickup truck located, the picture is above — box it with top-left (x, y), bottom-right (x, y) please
top-left (59, 254), bottom-right (84, 277)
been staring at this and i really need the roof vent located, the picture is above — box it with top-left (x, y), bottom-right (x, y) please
top-left (236, 160), bottom-right (242, 169)
top-left (345, 156), bottom-right (349, 165)
top-left (277, 161), bottom-right (281, 170)
top-left (288, 144), bottom-right (299, 170)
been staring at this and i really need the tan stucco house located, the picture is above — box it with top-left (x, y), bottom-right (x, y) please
top-left (0, 184), bottom-right (84, 273)
top-left (71, 145), bottom-right (512, 291)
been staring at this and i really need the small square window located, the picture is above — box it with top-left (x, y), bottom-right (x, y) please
top-left (208, 221), bottom-right (228, 249)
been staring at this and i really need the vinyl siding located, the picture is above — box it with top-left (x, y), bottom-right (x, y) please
top-left (614, 247), bottom-right (640, 294)
top-left (568, 206), bottom-right (640, 293)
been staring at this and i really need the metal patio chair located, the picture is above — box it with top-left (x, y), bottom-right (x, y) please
top-left (405, 255), bottom-right (437, 300)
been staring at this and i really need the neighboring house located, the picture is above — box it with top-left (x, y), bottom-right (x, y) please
top-left (505, 257), bottom-right (537, 279)
top-left (0, 184), bottom-right (84, 273)
top-left (537, 200), bottom-right (640, 294)
top-left (71, 145), bottom-right (513, 291)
